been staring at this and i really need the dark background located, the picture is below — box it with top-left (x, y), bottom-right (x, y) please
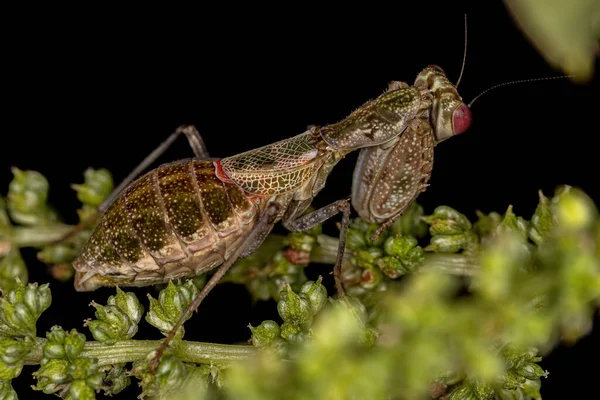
top-left (2, 4), bottom-right (598, 399)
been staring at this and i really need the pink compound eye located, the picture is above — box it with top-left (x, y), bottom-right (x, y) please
top-left (452, 104), bottom-right (472, 134)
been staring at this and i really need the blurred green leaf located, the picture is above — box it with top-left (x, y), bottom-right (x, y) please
top-left (505, 0), bottom-right (600, 82)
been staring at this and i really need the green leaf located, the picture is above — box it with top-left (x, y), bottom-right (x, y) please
top-left (504, 0), bottom-right (599, 82)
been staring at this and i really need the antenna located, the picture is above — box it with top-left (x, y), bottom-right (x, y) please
top-left (455, 14), bottom-right (467, 88)
top-left (468, 75), bottom-right (575, 108)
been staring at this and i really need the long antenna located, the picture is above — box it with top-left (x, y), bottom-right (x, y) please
top-left (455, 14), bottom-right (468, 88)
top-left (467, 75), bottom-right (575, 108)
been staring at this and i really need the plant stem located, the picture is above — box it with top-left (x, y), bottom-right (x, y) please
top-left (23, 337), bottom-right (256, 366)
top-left (312, 234), bottom-right (480, 276)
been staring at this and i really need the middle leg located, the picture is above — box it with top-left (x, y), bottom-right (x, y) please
top-left (283, 199), bottom-right (351, 297)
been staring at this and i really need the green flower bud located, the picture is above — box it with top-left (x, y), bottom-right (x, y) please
top-left (277, 284), bottom-right (312, 325)
top-left (0, 337), bottom-right (32, 365)
top-left (425, 232), bottom-right (478, 253)
top-left (552, 185), bottom-right (597, 231)
top-left (7, 167), bottom-right (58, 226)
top-left (44, 341), bottom-right (66, 359)
top-left (153, 354), bottom-right (189, 397)
top-left (280, 321), bottom-right (307, 343)
top-left (145, 280), bottom-right (199, 337)
top-left (299, 276), bottom-right (327, 315)
top-left (449, 381), bottom-right (494, 400)
top-left (46, 325), bottom-right (66, 347)
top-left (285, 231), bottom-right (317, 253)
top-left (354, 247), bottom-right (383, 269)
top-left (473, 210), bottom-right (503, 238)
top-left (72, 168), bottom-right (114, 208)
top-left (346, 227), bottom-right (367, 250)
top-left (521, 378), bottom-right (542, 398)
top-left (360, 266), bottom-right (383, 290)
top-left (86, 290), bottom-right (142, 342)
top-left (64, 329), bottom-right (86, 361)
top-left (422, 206), bottom-right (472, 235)
top-left (390, 202), bottom-right (428, 238)
top-left (0, 380), bottom-right (17, 400)
top-left (69, 358), bottom-right (103, 385)
top-left (0, 249), bottom-right (28, 293)
top-left (517, 362), bottom-right (547, 380)
top-left (499, 205), bottom-right (530, 240)
top-left (528, 190), bottom-right (555, 245)
top-left (0, 337), bottom-right (32, 379)
top-left (34, 358), bottom-right (70, 393)
top-left (376, 256), bottom-right (408, 279)
top-left (104, 363), bottom-right (131, 395)
top-left (86, 303), bottom-right (132, 342)
top-left (109, 287), bottom-right (143, 324)
top-left (68, 379), bottom-right (96, 400)
top-left (501, 370), bottom-right (525, 391)
top-left (249, 320), bottom-right (281, 348)
top-left (383, 235), bottom-right (417, 257)
top-left (0, 281), bottom-right (51, 337)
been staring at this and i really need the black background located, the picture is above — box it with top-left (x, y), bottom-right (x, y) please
top-left (2, 4), bottom-right (598, 399)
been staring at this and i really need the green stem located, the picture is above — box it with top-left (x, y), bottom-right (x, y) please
top-left (24, 337), bottom-right (256, 366)
top-left (311, 234), bottom-right (479, 276)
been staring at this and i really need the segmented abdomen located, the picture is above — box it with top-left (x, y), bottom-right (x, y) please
top-left (73, 159), bottom-right (257, 290)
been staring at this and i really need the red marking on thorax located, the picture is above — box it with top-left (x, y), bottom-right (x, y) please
top-left (213, 160), bottom-right (269, 204)
top-left (213, 160), bottom-right (234, 184)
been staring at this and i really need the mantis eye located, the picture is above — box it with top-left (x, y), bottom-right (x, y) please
top-left (452, 104), bottom-right (472, 134)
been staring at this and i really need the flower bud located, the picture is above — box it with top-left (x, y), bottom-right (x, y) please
top-left (72, 168), bottom-right (114, 208)
top-left (0, 337), bottom-right (32, 379)
top-left (528, 190), bottom-right (555, 245)
top-left (280, 321), bottom-right (308, 343)
top-left (0, 380), bottom-right (17, 400)
top-left (0, 337), bottom-right (32, 365)
top-left (0, 281), bottom-right (51, 337)
top-left (425, 233), bottom-right (477, 253)
top-left (390, 202), bottom-right (428, 238)
top-left (249, 320), bottom-right (281, 348)
top-left (473, 210), bottom-right (502, 238)
top-left (145, 280), bottom-right (199, 337)
top-left (104, 363), bottom-right (131, 395)
top-left (299, 276), bottom-right (327, 316)
top-left (285, 231), bottom-right (317, 253)
top-left (346, 228), bottom-right (367, 250)
top-left (360, 266), bottom-right (383, 290)
top-left (383, 235), bottom-right (417, 257)
top-left (63, 329), bottom-right (86, 361)
top-left (7, 167), bottom-right (58, 226)
top-left (552, 185), bottom-right (597, 232)
top-left (376, 256), bottom-right (407, 279)
top-left (111, 287), bottom-right (143, 322)
top-left (68, 379), bottom-right (95, 400)
top-left (46, 325), bottom-right (66, 347)
top-left (354, 247), bottom-right (383, 269)
top-left (422, 206), bottom-right (472, 235)
top-left (33, 359), bottom-right (70, 393)
top-left (85, 288), bottom-right (142, 342)
top-left (0, 249), bottom-right (28, 293)
top-left (152, 354), bottom-right (189, 397)
top-left (277, 284), bottom-right (312, 325)
top-left (69, 358), bottom-right (103, 385)
top-left (85, 303), bottom-right (132, 343)
top-left (499, 205), bottom-right (530, 240)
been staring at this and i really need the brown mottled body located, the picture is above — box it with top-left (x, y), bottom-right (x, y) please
top-left (73, 159), bottom-right (260, 291)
